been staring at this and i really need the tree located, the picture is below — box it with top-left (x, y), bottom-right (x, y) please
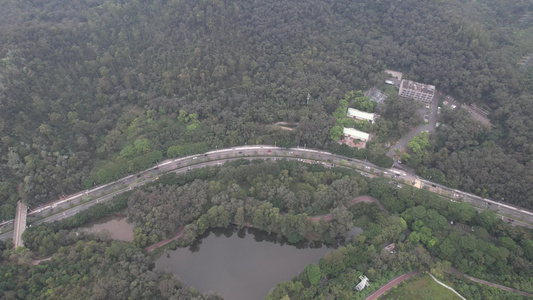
top-left (234, 207), bottom-right (246, 229)
top-left (329, 126), bottom-right (343, 141)
top-left (475, 210), bottom-right (498, 232)
top-left (327, 206), bottom-right (353, 240)
top-left (403, 131), bottom-right (431, 168)
top-left (304, 264), bottom-right (321, 285)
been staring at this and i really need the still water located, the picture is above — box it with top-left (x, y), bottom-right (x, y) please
top-left (79, 214), bottom-right (134, 242)
top-left (155, 227), bottom-right (337, 300)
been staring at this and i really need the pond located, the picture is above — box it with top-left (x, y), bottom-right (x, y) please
top-left (79, 214), bottom-right (134, 242)
top-left (155, 227), bottom-right (346, 300)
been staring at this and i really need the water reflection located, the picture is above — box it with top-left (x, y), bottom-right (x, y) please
top-left (155, 226), bottom-right (347, 300)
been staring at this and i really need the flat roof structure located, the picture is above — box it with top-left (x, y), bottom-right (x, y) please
top-left (347, 108), bottom-right (376, 123)
top-left (343, 127), bottom-right (370, 142)
top-left (399, 80), bottom-right (435, 103)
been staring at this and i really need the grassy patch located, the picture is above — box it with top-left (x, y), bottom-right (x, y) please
top-left (382, 274), bottom-right (461, 300)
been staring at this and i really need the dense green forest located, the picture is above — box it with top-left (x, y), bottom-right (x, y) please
top-left (2, 0), bottom-right (533, 220)
top-left (7, 160), bottom-right (532, 299)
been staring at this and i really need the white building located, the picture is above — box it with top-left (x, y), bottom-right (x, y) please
top-left (398, 80), bottom-right (435, 103)
top-left (347, 108), bottom-right (376, 124)
top-left (343, 127), bottom-right (370, 142)
top-left (355, 275), bottom-right (370, 291)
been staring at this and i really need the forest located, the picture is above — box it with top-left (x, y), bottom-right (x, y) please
top-left (2, 0), bottom-right (533, 221)
top-left (2, 0), bottom-right (533, 298)
top-left (2, 160), bottom-right (530, 299)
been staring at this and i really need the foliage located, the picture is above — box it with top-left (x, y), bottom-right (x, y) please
top-left (124, 160), bottom-right (367, 244)
top-left (381, 275), bottom-right (462, 300)
top-left (402, 131), bottom-right (431, 169)
top-left (329, 126), bottom-right (343, 141)
top-left (167, 142), bottom-right (209, 158)
top-left (375, 95), bottom-right (422, 141)
top-left (345, 90), bottom-right (377, 113)
top-left (304, 264), bottom-right (321, 286)
top-left (0, 241), bottom-right (221, 299)
top-left (22, 192), bottom-right (131, 256)
top-left (0, 0), bottom-right (531, 214)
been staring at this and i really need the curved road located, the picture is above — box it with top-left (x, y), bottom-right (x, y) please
top-left (366, 271), bottom-right (419, 300)
top-left (2, 145), bottom-right (533, 241)
top-left (447, 267), bottom-right (533, 297)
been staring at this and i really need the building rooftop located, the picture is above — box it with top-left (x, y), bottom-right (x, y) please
top-left (401, 80), bottom-right (435, 94)
top-left (347, 108), bottom-right (375, 121)
top-left (343, 127), bottom-right (370, 141)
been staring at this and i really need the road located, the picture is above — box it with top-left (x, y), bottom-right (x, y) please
top-left (387, 92), bottom-right (440, 162)
top-left (2, 144), bottom-right (533, 241)
top-left (365, 271), bottom-right (419, 300)
top-left (147, 195), bottom-right (381, 252)
top-left (447, 267), bottom-right (533, 297)
top-left (12, 202), bottom-right (27, 248)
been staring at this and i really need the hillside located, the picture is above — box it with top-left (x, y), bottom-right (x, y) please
top-left (1, 0), bottom-right (533, 220)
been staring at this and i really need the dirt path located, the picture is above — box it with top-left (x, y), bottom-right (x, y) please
top-left (31, 256), bottom-right (52, 265)
top-left (311, 196), bottom-right (384, 222)
top-left (447, 267), bottom-right (533, 297)
top-left (145, 226), bottom-right (185, 252)
top-left (146, 196), bottom-right (383, 252)
top-left (366, 271), bottom-right (419, 300)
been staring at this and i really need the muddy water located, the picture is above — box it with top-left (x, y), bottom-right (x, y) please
top-left (155, 227), bottom-right (337, 300)
top-left (79, 215), bottom-right (133, 242)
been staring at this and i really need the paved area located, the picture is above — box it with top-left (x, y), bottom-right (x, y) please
top-left (2, 145), bottom-right (533, 244)
top-left (366, 271), bottom-right (419, 300)
top-left (385, 70), bottom-right (403, 80)
top-left (387, 93), bottom-right (439, 160)
top-left (13, 201), bottom-right (27, 248)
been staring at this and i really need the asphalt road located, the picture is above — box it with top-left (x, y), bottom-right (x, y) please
top-left (366, 271), bottom-right (419, 300)
top-left (12, 202), bottom-right (27, 248)
top-left (2, 145), bottom-right (533, 241)
top-left (387, 93), bottom-right (439, 161)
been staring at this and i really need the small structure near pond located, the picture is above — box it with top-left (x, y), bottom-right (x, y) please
top-left (355, 275), bottom-right (370, 291)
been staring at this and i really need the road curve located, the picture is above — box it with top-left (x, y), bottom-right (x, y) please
top-left (447, 267), bottom-right (533, 297)
top-left (2, 144), bottom-right (533, 241)
top-left (365, 271), bottom-right (419, 300)
top-left (311, 196), bottom-right (384, 222)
